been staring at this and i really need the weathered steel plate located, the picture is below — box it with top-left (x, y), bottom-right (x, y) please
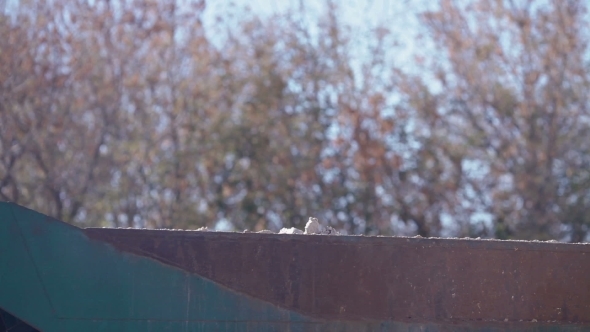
top-left (84, 228), bottom-right (590, 327)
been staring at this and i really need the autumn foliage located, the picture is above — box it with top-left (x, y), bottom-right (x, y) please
top-left (1, 0), bottom-right (589, 241)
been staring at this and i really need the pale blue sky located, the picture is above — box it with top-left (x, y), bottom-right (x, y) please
top-left (202, 0), bottom-right (433, 71)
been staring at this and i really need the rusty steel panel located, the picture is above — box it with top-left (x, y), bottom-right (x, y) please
top-left (84, 228), bottom-right (590, 327)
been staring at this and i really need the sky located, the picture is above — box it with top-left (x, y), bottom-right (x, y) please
top-left (202, 0), bottom-right (433, 71)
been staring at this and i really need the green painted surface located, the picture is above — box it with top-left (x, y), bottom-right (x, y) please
top-left (0, 202), bottom-right (587, 331)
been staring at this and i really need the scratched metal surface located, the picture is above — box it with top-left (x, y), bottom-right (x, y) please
top-left (85, 228), bottom-right (590, 328)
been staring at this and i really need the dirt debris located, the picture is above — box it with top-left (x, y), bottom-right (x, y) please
top-left (279, 227), bottom-right (304, 234)
top-left (304, 217), bottom-right (321, 234)
top-left (304, 217), bottom-right (339, 235)
top-left (253, 217), bottom-right (340, 235)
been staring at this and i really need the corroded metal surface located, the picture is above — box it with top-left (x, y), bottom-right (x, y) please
top-left (84, 228), bottom-right (590, 326)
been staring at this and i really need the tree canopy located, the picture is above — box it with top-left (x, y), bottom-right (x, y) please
top-left (1, 0), bottom-right (589, 241)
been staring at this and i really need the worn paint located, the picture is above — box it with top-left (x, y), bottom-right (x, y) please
top-left (1, 202), bottom-right (589, 331)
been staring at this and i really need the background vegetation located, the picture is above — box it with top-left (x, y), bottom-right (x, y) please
top-left (1, 0), bottom-right (589, 241)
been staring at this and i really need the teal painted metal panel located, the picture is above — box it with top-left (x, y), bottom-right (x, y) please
top-left (0, 203), bottom-right (313, 331)
top-left (0, 203), bottom-right (60, 331)
top-left (0, 202), bottom-right (588, 331)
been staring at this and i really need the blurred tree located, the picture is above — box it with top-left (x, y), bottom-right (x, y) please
top-left (416, 0), bottom-right (590, 241)
top-left (1, 0), bottom-right (589, 242)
